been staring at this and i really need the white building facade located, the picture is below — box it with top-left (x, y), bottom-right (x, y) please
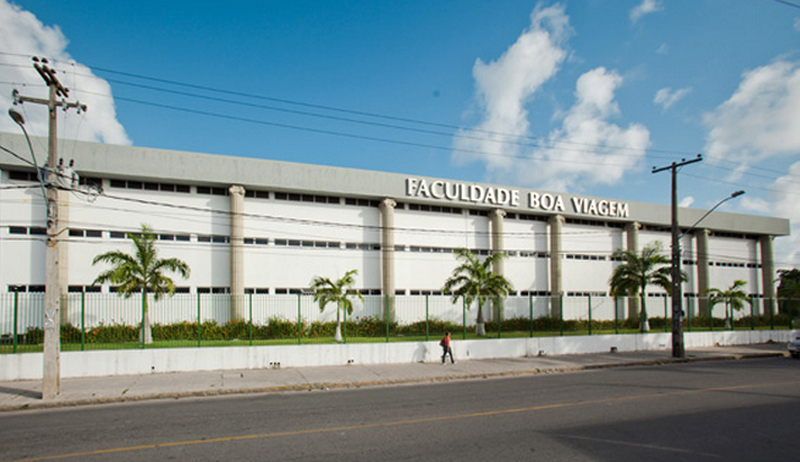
top-left (0, 132), bottom-right (791, 325)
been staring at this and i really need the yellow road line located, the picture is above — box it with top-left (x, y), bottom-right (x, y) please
top-left (7, 380), bottom-right (799, 462)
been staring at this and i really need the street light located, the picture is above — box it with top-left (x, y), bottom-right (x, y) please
top-left (681, 191), bottom-right (746, 238)
top-left (672, 190), bottom-right (745, 358)
top-left (8, 108), bottom-right (46, 200)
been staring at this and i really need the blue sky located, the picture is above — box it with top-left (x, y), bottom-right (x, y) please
top-left (1, 0), bottom-right (799, 267)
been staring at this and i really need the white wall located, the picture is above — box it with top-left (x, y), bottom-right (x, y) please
top-left (1, 329), bottom-right (795, 381)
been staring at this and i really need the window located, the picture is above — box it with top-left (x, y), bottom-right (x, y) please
top-left (9, 226), bottom-right (27, 235)
top-left (79, 176), bottom-right (103, 190)
top-left (8, 170), bottom-right (37, 182)
top-left (110, 231), bottom-right (127, 239)
top-left (245, 190), bottom-right (270, 199)
top-left (345, 198), bottom-right (378, 207)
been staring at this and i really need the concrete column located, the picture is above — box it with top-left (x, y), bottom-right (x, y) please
top-left (696, 228), bottom-right (711, 317)
top-left (489, 209), bottom-right (506, 322)
top-left (549, 215), bottom-right (564, 318)
top-left (229, 185), bottom-right (246, 321)
top-left (379, 198), bottom-right (397, 323)
top-left (760, 235), bottom-right (776, 317)
top-left (624, 222), bottom-right (641, 320)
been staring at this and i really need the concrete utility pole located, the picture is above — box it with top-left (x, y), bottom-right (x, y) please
top-left (13, 57), bottom-right (87, 399)
top-left (652, 154), bottom-right (702, 359)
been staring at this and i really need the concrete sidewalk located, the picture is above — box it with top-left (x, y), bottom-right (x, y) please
top-left (0, 343), bottom-right (788, 412)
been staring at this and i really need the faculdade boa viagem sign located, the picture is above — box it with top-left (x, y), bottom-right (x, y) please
top-left (405, 177), bottom-right (629, 218)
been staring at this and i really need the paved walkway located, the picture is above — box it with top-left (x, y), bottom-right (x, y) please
top-left (0, 343), bottom-right (789, 412)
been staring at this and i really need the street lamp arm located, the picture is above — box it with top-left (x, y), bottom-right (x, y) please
top-left (8, 108), bottom-right (47, 201)
top-left (680, 191), bottom-right (745, 239)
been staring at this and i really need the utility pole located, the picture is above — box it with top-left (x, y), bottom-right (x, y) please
top-left (13, 57), bottom-right (87, 399)
top-left (652, 154), bottom-right (702, 359)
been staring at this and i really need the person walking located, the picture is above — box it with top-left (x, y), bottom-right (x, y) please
top-left (440, 331), bottom-right (455, 364)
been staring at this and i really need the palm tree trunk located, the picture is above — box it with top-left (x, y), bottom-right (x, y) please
top-left (140, 291), bottom-right (153, 344)
top-left (725, 301), bottom-right (732, 330)
top-left (334, 302), bottom-right (343, 343)
top-left (476, 299), bottom-right (486, 337)
top-left (639, 292), bottom-right (650, 333)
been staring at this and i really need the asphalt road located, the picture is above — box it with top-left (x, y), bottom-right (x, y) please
top-left (2, 357), bottom-right (799, 462)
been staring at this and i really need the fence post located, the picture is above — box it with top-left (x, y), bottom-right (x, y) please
top-left (709, 302), bottom-right (714, 332)
top-left (385, 294), bottom-right (389, 343)
top-left (750, 296), bottom-right (755, 331)
top-left (80, 292), bottom-right (85, 351)
top-left (664, 296), bottom-right (669, 333)
top-left (687, 297), bottom-right (693, 332)
top-left (614, 297), bottom-right (619, 335)
top-left (560, 295), bottom-right (564, 337)
top-left (529, 294), bottom-right (534, 338)
top-left (248, 293), bottom-right (253, 346)
top-left (462, 298), bottom-right (467, 340)
top-left (343, 298), bottom-right (347, 345)
top-left (297, 293), bottom-right (302, 345)
top-left (425, 295), bottom-right (429, 342)
top-left (588, 294), bottom-right (593, 336)
top-left (197, 293), bottom-right (202, 348)
top-left (13, 292), bottom-right (18, 354)
top-left (141, 290), bottom-right (146, 350)
top-left (770, 298), bottom-right (775, 331)
top-left (497, 296), bottom-right (502, 339)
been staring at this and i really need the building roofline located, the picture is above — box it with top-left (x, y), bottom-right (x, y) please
top-left (0, 132), bottom-right (791, 236)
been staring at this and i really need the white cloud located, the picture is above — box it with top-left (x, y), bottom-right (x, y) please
top-left (771, 161), bottom-right (800, 268)
top-left (654, 87), bottom-right (691, 111)
top-left (454, 5), bottom-right (649, 192)
top-left (630, 0), bottom-right (663, 24)
top-left (703, 59), bottom-right (800, 267)
top-left (703, 60), bottom-right (800, 163)
top-left (0, 0), bottom-right (130, 145)
top-left (513, 67), bottom-right (650, 191)
top-left (452, 3), bottom-right (571, 171)
top-left (679, 196), bottom-right (694, 208)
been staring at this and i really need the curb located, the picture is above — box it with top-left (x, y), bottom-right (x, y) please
top-left (0, 351), bottom-right (787, 413)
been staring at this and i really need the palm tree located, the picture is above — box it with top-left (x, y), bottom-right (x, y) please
top-left (777, 269), bottom-right (800, 319)
top-left (92, 224), bottom-right (190, 344)
top-left (704, 280), bottom-right (751, 329)
top-left (609, 242), bottom-right (676, 333)
top-left (442, 249), bottom-right (513, 337)
top-left (310, 269), bottom-right (363, 343)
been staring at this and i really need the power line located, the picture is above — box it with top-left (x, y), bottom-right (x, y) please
top-left (771, 0), bottom-right (800, 10)
top-left (5, 53), bottom-right (799, 186)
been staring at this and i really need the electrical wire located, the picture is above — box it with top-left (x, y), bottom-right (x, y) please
top-left (3, 53), bottom-right (799, 187)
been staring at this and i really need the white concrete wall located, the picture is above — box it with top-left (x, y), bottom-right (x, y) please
top-left (2, 330), bottom-right (795, 381)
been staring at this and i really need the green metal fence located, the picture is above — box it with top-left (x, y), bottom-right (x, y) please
top-left (1, 292), bottom-right (796, 354)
